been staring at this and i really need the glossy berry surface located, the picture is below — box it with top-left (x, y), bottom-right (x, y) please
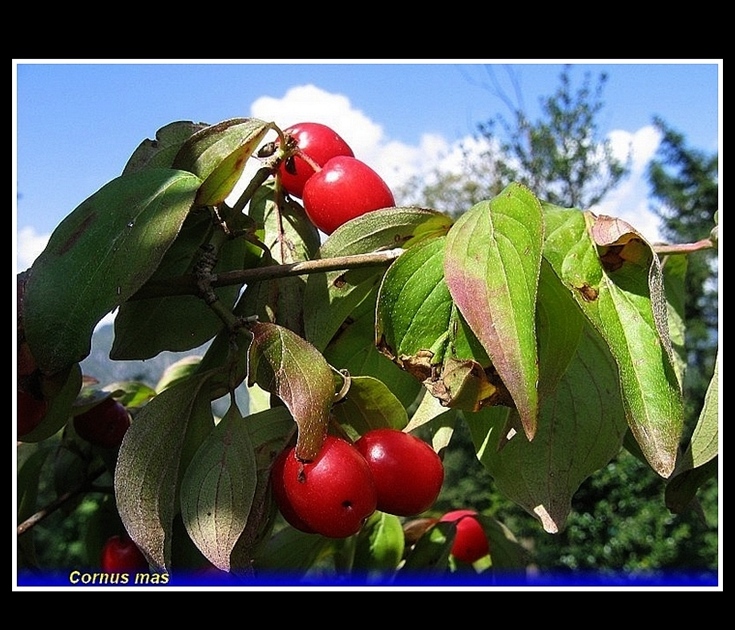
top-left (73, 397), bottom-right (131, 448)
top-left (101, 534), bottom-right (149, 572)
top-left (278, 122), bottom-right (354, 199)
top-left (302, 156), bottom-right (395, 235)
top-left (354, 428), bottom-right (444, 516)
top-left (17, 389), bottom-right (48, 438)
top-left (439, 509), bottom-right (490, 563)
top-left (271, 435), bottom-right (377, 538)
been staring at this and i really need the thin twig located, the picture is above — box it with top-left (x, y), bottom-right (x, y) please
top-left (130, 248), bottom-right (404, 300)
top-left (652, 239), bottom-right (716, 255)
top-left (17, 465), bottom-right (108, 537)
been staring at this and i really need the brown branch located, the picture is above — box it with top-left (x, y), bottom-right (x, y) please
top-left (652, 238), bottom-right (716, 256)
top-left (17, 464), bottom-right (108, 537)
top-left (130, 248), bottom-right (404, 300)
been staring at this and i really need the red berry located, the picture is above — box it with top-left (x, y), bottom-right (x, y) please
top-left (278, 122), bottom-right (354, 199)
top-left (270, 448), bottom-right (317, 534)
top-left (354, 429), bottom-right (444, 516)
top-left (101, 534), bottom-right (149, 572)
top-left (73, 397), bottom-right (131, 448)
top-left (17, 389), bottom-right (48, 438)
top-left (302, 156), bottom-right (395, 235)
top-left (439, 510), bottom-right (490, 564)
top-left (271, 436), bottom-right (377, 538)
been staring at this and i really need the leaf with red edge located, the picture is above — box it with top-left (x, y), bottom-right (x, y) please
top-left (247, 322), bottom-right (334, 461)
top-left (444, 183), bottom-right (544, 439)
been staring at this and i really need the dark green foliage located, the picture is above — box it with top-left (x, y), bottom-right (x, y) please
top-left (647, 117), bottom-right (719, 427)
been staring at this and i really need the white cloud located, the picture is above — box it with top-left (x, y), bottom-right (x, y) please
top-left (16, 226), bottom-right (49, 274)
top-left (590, 125), bottom-right (663, 243)
top-left (249, 84), bottom-right (450, 193)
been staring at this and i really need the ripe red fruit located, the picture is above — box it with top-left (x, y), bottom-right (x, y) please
top-left (354, 428), bottom-right (444, 516)
top-left (101, 534), bottom-right (149, 572)
top-left (278, 122), bottom-right (354, 199)
top-left (439, 510), bottom-right (490, 564)
top-left (17, 389), bottom-right (48, 438)
top-left (73, 397), bottom-right (131, 448)
top-left (271, 435), bottom-right (377, 538)
top-left (302, 155), bottom-right (395, 235)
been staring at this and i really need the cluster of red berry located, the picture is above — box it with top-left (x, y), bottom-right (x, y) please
top-left (271, 429), bottom-right (444, 538)
top-left (277, 122), bottom-right (395, 234)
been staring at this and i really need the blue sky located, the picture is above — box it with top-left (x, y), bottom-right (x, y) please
top-left (13, 60), bottom-right (721, 272)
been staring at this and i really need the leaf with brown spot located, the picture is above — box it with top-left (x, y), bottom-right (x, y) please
top-left (23, 169), bottom-right (201, 376)
top-left (542, 205), bottom-right (684, 478)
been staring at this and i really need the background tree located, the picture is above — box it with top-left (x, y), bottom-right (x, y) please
top-left (402, 68), bottom-right (719, 577)
top-left (647, 116), bottom-right (719, 425)
top-left (397, 65), bottom-right (630, 213)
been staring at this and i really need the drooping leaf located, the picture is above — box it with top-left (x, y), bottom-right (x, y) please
top-left (180, 401), bottom-right (258, 572)
top-left (123, 121), bottom-right (210, 175)
top-left (465, 323), bottom-right (628, 534)
top-left (23, 169), bottom-right (201, 375)
top-left (542, 206), bottom-right (684, 478)
top-left (228, 406), bottom-right (297, 571)
top-left (660, 253), bottom-right (688, 389)
top-left (444, 183), bottom-right (544, 440)
top-left (304, 207), bottom-right (452, 352)
top-left (114, 370), bottom-right (217, 571)
top-left (247, 322), bottom-right (334, 461)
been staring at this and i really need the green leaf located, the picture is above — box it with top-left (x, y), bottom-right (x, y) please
top-left (17, 444), bottom-right (53, 568)
top-left (123, 121), bottom-right (210, 175)
top-left (247, 322), bottom-right (334, 461)
top-left (239, 183), bottom-right (321, 336)
top-left (304, 207), bottom-right (452, 352)
top-left (110, 207), bottom-right (257, 360)
top-left (172, 118), bottom-right (270, 183)
top-left (660, 253), bottom-right (688, 388)
top-left (23, 168), bottom-right (201, 375)
top-left (195, 122), bottom-right (273, 206)
top-left (543, 207), bottom-right (684, 478)
top-left (401, 520), bottom-right (455, 574)
top-left (332, 375), bottom-right (408, 439)
top-left (376, 236), bottom-right (509, 412)
top-left (476, 513), bottom-right (529, 570)
top-left (664, 457), bottom-right (718, 515)
top-left (322, 287), bottom-right (421, 410)
top-left (18, 364), bottom-right (83, 444)
top-left (466, 323), bottom-right (628, 533)
top-left (180, 401), bottom-right (258, 572)
top-left (353, 511), bottom-right (405, 578)
top-left (444, 183), bottom-right (544, 440)
top-left (675, 347), bottom-right (719, 474)
top-left (253, 527), bottom-right (334, 576)
top-left (114, 370), bottom-right (217, 571)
